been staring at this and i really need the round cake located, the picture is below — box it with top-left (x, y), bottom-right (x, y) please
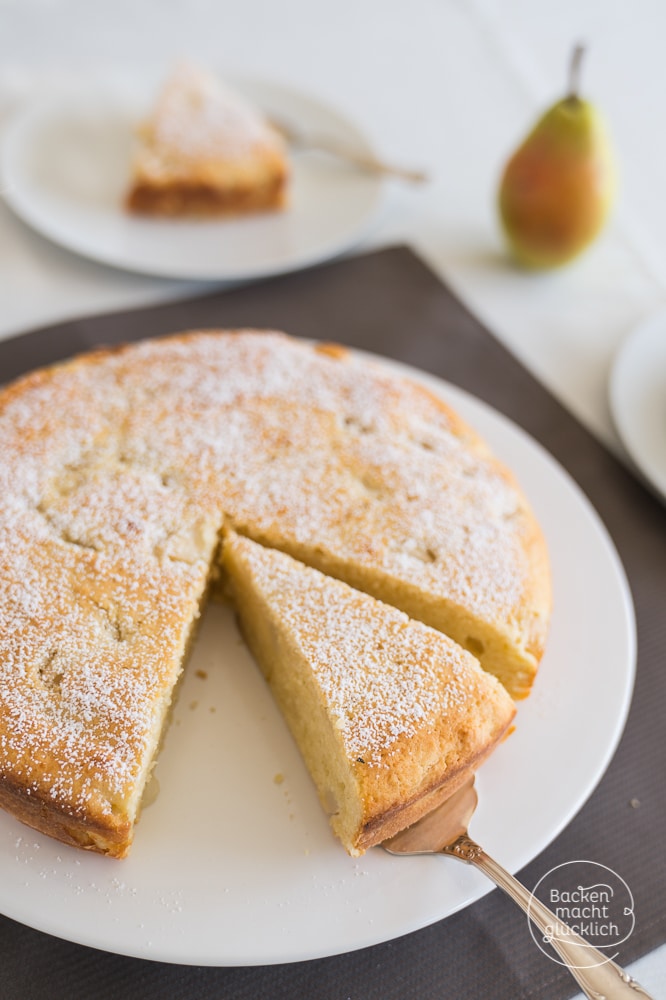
top-left (0, 329), bottom-right (551, 856)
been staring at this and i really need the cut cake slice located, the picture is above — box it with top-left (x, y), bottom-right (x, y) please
top-left (222, 531), bottom-right (516, 855)
top-left (126, 64), bottom-right (289, 217)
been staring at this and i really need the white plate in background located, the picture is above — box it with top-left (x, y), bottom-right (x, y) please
top-left (0, 79), bottom-right (384, 281)
top-left (0, 358), bottom-right (635, 966)
top-left (610, 308), bottom-right (666, 502)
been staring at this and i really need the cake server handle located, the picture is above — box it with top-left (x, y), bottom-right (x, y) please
top-left (445, 835), bottom-right (654, 999)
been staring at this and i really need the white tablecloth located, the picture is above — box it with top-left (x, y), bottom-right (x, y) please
top-left (1, 1), bottom-right (663, 993)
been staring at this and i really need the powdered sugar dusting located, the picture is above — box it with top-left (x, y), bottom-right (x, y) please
top-left (228, 534), bottom-right (492, 764)
top-left (0, 329), bottom-right (541, 835)
top-left (106, 330), bottom-right (531, 629)
top-left (0, 519), bottom-right (209, 817)
top-left (140, 63), bottom-right (283, 164)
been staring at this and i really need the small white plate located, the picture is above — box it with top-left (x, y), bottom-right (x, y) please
top-left (610, 309), bottom-right (666, 502)
top-left (0, 80), bottom-right (384, 281)
top-left (0, 359), bottom-right (635, 967)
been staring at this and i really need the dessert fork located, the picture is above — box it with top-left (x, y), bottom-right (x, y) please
top-left (269, 115), bottom-right (428, 184)
top-left (382, 778), bottom-right (653, 999)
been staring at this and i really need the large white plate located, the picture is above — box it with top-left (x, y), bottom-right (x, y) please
top-left (0, 79), bottom-right (384, 281)
top-left (0, 358), bottom-right (635, 966)
top-left (610, 308), bottom-right (666, 503)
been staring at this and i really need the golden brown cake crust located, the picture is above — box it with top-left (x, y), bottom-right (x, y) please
top-left (355, 734), bottom-right (505, 851)
top-left (126, 176), bottom-right (288, 217)
top-left (0, 329), bottom-right (550, 855)
top-left (0, 774), bottom-right (132, 857)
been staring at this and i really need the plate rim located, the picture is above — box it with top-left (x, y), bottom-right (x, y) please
top-left (609, 307), bottom-right (666, 502)
top-left (0, 78), bottom-right (386, 281)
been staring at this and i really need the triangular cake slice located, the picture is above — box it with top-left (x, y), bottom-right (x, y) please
top-left (126, 64), bottom-right (289, 216)
top-left (222, 531), bottom-right (516, 855)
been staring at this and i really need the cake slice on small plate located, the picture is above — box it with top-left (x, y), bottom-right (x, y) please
top-left (222, 531), bottom-right (516, 856)
top-left (126, 64), bottom-right (289, 217)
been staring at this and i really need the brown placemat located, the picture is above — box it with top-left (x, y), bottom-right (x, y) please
top-left (0, 245), bottom-right (664, 999)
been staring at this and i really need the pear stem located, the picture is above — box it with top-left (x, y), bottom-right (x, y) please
top-left (568, 43), bottom-right (586, 100)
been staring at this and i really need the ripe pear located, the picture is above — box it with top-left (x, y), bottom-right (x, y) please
top-left (498, 46), bottom-right (616, 269)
